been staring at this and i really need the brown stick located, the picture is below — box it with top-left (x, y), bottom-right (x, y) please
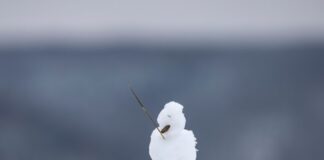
top-left (129, 84), bottom-right (165, 139)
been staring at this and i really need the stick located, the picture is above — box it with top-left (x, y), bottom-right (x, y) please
top-left (129, 84), bottom-right (165, 139)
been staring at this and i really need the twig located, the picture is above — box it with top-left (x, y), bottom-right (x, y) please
top-left (129, 84), bottom-right (165, 140)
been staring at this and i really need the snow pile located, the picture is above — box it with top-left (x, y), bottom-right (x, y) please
top-left (149, 101), bottom-right (197, 160)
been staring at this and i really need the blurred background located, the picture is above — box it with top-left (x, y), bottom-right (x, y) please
top-left (1, 0), bottom-right (324, 160)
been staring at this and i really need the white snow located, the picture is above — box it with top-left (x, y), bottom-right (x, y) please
top-left (149, 101), bottom-right (197, 160)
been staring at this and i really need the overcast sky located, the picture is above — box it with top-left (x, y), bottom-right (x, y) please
top-left (0, 0), bottom-right (324, 40)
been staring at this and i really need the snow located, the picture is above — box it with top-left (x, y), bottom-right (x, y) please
top-left (149, 101), bottom-right (197, 160)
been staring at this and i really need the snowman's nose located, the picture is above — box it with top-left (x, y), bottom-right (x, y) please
top-left (161, 125), bottom-right (170, 133)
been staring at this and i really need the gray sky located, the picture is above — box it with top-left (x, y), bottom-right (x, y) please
top-left (1, 0), bottom-right (324, 39)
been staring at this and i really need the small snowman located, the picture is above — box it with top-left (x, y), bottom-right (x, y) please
top-left (149, 101), bottom-right (197, 160)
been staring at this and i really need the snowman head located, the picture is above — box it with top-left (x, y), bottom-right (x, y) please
top-left (157, 101), bottom-right (186, 138)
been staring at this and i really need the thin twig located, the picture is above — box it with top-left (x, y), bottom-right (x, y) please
top-left (129, 84), bottom-right (165, 139)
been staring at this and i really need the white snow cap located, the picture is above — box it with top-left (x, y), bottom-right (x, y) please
top-left (150, 101), bottom-right (197, 160)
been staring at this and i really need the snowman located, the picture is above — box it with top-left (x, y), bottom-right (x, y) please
top-left (149, 101), bottom-right (197, 160)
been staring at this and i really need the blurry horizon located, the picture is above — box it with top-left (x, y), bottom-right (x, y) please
top-left (1, 0), bottom-right (324, 42)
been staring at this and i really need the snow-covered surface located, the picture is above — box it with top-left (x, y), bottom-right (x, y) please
top-left (149, 101), bottom-right (197, 160)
